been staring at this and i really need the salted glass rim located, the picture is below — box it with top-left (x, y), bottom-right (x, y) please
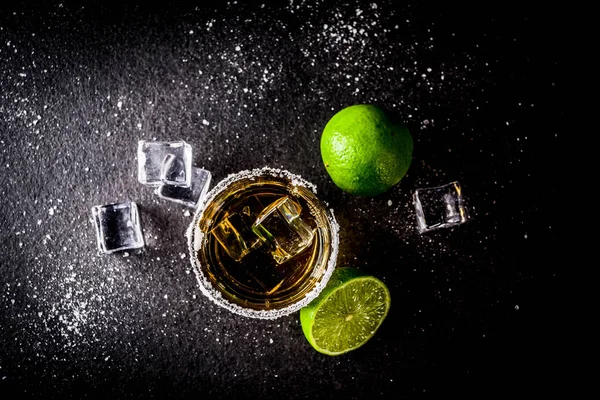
top-left (186, 166), bottom-right (340, 319)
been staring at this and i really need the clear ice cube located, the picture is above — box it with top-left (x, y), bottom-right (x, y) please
top-left (137, 140), bottom-right (192, 187)
top-left (91, 201), bottom-right (144, 254)
top-left (413, 181), bottom-right (469, 233)
top-left (155, 166), bottom-right (212, 208)
top-left (160, 154), bottom-right (188, 186)
top-left (252, 196), bottom-right (315, 264)
top-left (210, 196), bottom-right (265, 262)
top-left (235, 250), bottom-right (305, 295)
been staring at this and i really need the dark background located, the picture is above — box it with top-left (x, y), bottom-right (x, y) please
top-left (1, 2), bottom-right (568, 399)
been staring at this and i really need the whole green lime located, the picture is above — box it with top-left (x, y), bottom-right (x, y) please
top-left (320, 104), bottom-right (413, 196)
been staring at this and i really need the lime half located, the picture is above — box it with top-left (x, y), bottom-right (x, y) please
top-left (300, 267), bottom-right (391, 355)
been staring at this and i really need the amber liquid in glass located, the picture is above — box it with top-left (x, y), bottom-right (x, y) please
top-left (195, 176), bottom-right (334, 312)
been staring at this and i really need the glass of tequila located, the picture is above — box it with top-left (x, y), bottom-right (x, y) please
top-left (187, 167), bottom-right (339, 319)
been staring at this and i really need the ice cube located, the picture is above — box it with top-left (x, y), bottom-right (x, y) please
top-left (413, 181), bottom-right (469, 233)
top-left (155, 166), bottom-right (212, 208)
top-left (232, 250), bottom-right (305, 295)
top-left (137, 140), bottom-right (192, 186)
top-left (160, 154), bottom-right (188, 186)
top-left (91, 201), bottom-right (144, 254)
top-left (210, 210), bottom-right (263, 262)
top-left (252, 196), bottom-right (315, 264)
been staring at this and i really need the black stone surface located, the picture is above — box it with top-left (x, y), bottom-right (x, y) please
top-left (0, 2), bottom-right (568, 399)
